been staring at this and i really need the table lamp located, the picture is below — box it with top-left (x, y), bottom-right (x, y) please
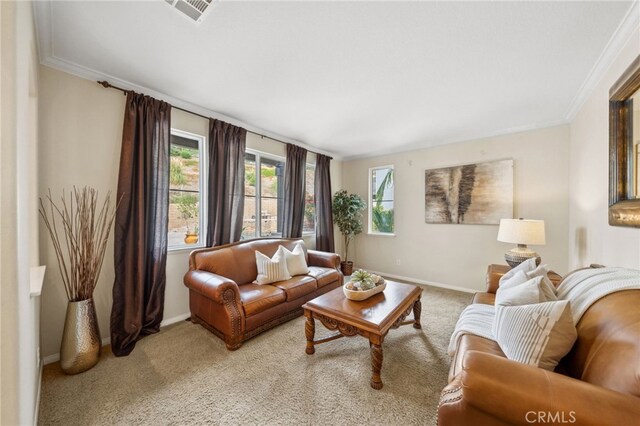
top-left (497, 218), bottom-right (546, 267)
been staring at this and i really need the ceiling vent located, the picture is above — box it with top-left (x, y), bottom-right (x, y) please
top-left (165, 0), bottom-right (215, 24)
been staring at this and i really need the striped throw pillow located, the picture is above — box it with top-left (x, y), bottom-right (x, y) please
top-left (253, 250), bottom-right (291, 285)
top-left (493, 300), bottom-right (577, 370)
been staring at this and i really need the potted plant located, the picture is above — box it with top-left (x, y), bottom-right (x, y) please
top-left (39, 187), bottom-right (119, 374)
top-left (176, 193), bottom-right (199, 244)
top-left (332, 190), bottom-right (366, 275)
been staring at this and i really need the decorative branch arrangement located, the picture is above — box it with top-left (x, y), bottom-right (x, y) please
top-left (39, 187), bottom-right (119, 302)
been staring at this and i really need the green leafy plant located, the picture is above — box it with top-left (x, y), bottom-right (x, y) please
top-left (351, 269), bottom-right (375, 290)
top-left (304, 194), bottom-right (315, 229)
top-left (332, 190), bottom-right (366, 264)
top-left (372, 169), bottom-right (394, 233)
top-left (175, 193), bottom-right (199, 233)
top-left (170, 158), bottom-right (187, 186)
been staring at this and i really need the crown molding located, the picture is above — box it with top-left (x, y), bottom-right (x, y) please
top-left (31, 1), bottom-right (342, 161)
top-left (564, 1), bottom-right (640, 121)
top-left (342, 119), bottom-right (570, 162)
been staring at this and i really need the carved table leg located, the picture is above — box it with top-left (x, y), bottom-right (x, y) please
top-left (370, 343), bottom-right (384, 390)
top-left (305, 313), bottom-right (315, 355)
top-left (413, 298), bottom-right (422, 329)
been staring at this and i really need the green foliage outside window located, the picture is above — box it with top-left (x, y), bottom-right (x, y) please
top-left (170, 159), bottom-right (187, 186)
top-left (372, 169), bottom-right (394, 233)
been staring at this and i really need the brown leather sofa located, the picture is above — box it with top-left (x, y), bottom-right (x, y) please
top-left (438, 264), bottom-right (640, 425)
top-left (184, 238), bottom-right (343, 350)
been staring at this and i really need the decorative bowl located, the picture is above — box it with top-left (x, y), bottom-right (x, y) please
top-left (343, 280), bottom-right (386, 301)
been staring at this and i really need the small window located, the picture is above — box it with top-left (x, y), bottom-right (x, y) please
top-left (242, 150), bottom-right (285, 239)
top-left (168, 130), bottom-right (206, 249)
top-left (369, 165), bottom-right (394, 235)
top-left (303, 163), bottom-right (316, 234)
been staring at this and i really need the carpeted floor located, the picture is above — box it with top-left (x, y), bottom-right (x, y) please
top-left (39, 285), bottom-right (470, 425)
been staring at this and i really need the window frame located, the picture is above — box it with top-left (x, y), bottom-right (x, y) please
top-left (368, 164), bottom-right (395, 236)
top-left (167, 128), bottom-right (208, 252)
top-left (244, 149), bottom-right (286, 239)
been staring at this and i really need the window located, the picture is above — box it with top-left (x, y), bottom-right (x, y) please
top-left (242, 151), bottom-right (285, 239)
top-left (369, 165), bottom-right (394, 235)
top-left (168, 129), bottom-right (206, 249)
top-left (303, 163), bottom-right (316, 234)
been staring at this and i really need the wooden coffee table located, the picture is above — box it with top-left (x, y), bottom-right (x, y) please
top-left (302, 280), bottom-right (422, 390)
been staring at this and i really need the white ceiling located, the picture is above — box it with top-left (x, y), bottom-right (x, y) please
top-left (35, 1), bottom-right (635, 160)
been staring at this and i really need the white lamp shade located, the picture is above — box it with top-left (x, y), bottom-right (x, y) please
top-left (497, 219), bottom-right (546, 245)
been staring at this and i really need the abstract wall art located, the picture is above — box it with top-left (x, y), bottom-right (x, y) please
top-left (424, 159), bottom-right (513, 225)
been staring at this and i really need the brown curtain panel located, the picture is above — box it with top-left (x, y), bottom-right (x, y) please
top-left (207, 119), bottom-right (247, 246)
top-left (282, 144), bottom-right (308, 238)
top-left (314, 153), bottom-right (335, 252)
top-left (111, 92), bottom-right (171, 357)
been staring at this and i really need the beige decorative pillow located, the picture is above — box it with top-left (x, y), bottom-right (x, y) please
top-left (495, 275), bottom-right (557, 307)
top-left (278, 243), bottom-right (309, 276)
top-left (254, 250), bottom-right (291, 285)
top-left (493, 300), bottom-right (577, 370)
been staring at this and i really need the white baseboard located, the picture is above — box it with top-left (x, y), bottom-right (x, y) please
top-left (42, 313), bottom-right (191, 365)
top-left (366, 270), bottom-right (477, 294)
top-left (160, 313), bottom-right (191, 327)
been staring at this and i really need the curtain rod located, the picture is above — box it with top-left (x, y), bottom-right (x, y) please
top-left (97, 81), bottom-right (332, 160)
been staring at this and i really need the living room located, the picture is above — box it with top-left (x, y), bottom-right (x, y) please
top-left (2, 1), bottom-right (640, 425)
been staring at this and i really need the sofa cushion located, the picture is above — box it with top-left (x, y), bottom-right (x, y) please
top-left (273, 275), bottom-right (318, 301)
top-left (493, 300), bottom-right (577, 371)
top-left (495, 275), bottom-right (557, 307)
top-left (254, 250), bottom-right (291, 285)
top-left (238, 284), bottom-right (287, 317)
top-left (499, 258), bottom-right (548, 288)
top-left (279, 243), bottom-right (310, 276)
top-left (307, 266), bottom-right (341, 288)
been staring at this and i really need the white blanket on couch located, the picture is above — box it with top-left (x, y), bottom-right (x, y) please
top-left (447, 267), bottom-right (640, 357)
top-left (555, 267), bottom-right (640, 323)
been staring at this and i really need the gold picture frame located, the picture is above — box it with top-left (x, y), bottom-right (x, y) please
top-left (609, 55), bottom-right (640, 227)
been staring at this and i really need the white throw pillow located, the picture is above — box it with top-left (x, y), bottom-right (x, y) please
top-left (493, 300), bottom-right (577, 371)
top-left (526, 263), bottom-right (549, 280)
top-left (499, 258), bottom-right (538, 287)
top-left (278, 243), bottom-right (309, 276)
top-left (499, 270), bottom-right (530, 290)
top-left (254, 250), bottom-right (291, 285)
top-left (495, 276), bottom-right (558, 307)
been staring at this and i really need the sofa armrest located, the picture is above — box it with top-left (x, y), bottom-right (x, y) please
top-left (184, 270), bottom-right (240, 305)
top-left (439, 350), bottom-right (640, 426)
top-left (308, 249), bottom-right (341, 270)
top-left (486, 264), bottom-right (510, 293)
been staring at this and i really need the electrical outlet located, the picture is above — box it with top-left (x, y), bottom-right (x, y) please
top-left (395, 258), bottom-right (401, 266)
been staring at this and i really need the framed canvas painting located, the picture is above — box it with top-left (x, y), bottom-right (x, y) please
top-left (425, 159), bottom-right (513, 224)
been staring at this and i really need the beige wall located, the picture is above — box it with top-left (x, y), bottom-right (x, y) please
top-left (38, 66), bottom-right (342, 360)
top-left (341, 125), bottom-right (570, 292)
top-left (569, 28), bottom-right (640, 269)
top-left (1, 1), bottom-right (41, 424)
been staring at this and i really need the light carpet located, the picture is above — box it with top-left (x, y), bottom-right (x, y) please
top-left (39, 285), bottom-right (470, 425)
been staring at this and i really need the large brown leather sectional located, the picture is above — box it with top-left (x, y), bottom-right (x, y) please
top-left (438, 264), bottom-right (640, 425)
top-left (184, 238), bottom-right (343, 350)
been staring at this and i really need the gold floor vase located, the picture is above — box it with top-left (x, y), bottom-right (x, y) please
top-left (60, 298), bottom-right (101, 374)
